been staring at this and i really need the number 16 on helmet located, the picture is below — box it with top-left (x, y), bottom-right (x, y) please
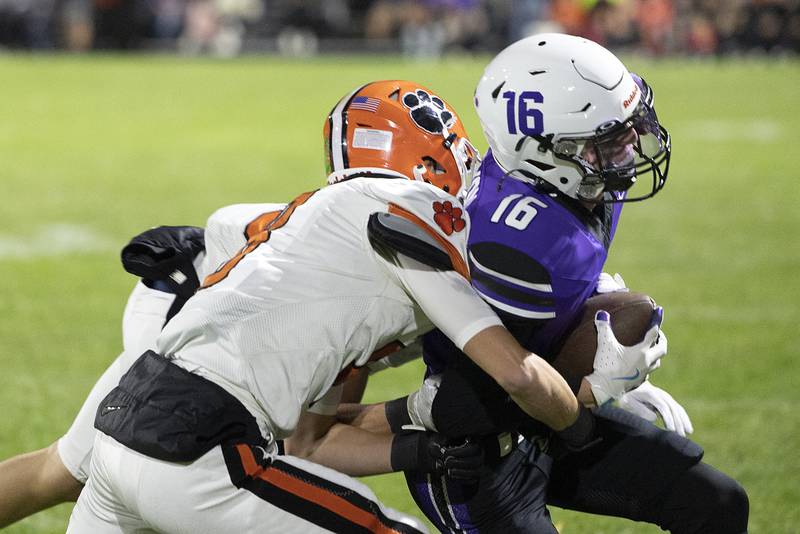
top-left (474, 33), bottom-right (670, 203)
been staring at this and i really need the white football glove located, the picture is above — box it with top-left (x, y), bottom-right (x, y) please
top-left (585, 307), bottom-right (667, 405)
top-left (596, 272), bottom-right (629, 294)
top-left (619, 381), bottom-right (693, 436)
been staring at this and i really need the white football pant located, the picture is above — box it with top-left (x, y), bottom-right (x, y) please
top-left (67, 432), bottom-right (428, 534)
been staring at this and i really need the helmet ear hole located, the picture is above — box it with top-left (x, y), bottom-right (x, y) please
top-left (524, 159), bottom-right (555, 172)
top-left (422, 156), bottom-right (446, 175)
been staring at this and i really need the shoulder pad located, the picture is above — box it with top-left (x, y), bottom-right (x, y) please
top-left (368, 212), bottom-right (453, 271)
top-left (121, 226), bottom-right (205, 299)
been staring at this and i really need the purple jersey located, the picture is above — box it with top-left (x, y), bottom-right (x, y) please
top-left (464, 150), bottom-right (624, 357)
top-left (424, 150), bottom-right (623, 374)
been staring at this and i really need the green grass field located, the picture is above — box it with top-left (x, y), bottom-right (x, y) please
top-left (0, 53), bottom-right (798, 533)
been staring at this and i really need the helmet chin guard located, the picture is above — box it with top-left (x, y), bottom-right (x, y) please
top-left (475, 33), bottom-right (670, 203)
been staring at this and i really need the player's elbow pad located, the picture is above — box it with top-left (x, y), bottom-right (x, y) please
top-left (367, 212), bottom-right (454, 271)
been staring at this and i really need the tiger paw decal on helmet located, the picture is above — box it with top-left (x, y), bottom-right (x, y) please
top-left (433, 200), bottom-right (466, 235)
top-left (403, 90), bottom-right (456, 135)
top-left (324, 80), bottom-right (476, 197)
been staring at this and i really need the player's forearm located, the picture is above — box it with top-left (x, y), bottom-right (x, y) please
top-left (341, 368), bottom-right (370, 404)
top-left (337, 402), bottom-right (392, 433)
top-left (464, 325), bottom-right (579, 431)
top-left (0, 443), bottom-right (82, 527)
top-left (507, 354), bottom-right (580, 431)
top-left (289, 422), bottom-right (393, 476)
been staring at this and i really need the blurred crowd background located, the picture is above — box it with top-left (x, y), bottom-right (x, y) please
top-left (1, 0), bottom-right (798, 56)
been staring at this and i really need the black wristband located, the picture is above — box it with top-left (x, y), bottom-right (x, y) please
top-left (385, 396), bottom-right (412, 434)
top-left (556, 405), bottom-right (597, 452)
top-left (390, 432), bottom-right (422, 472)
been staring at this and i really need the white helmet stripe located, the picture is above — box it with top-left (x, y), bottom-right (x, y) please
top-left (329, 85), bottom-right (364, 173)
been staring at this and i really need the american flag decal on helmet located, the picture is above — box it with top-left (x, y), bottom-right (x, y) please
top-left (350, 96), bottom-right (380, 112)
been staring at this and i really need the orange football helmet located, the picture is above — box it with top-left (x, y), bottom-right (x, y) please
top-left (323, 80), bottom-right (478, 197)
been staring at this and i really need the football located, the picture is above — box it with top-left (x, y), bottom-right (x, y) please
top-left (551, 291), bottom-right (658, 378)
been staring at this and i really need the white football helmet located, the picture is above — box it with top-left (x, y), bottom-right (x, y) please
top-left (475, 33), bottom-right (670, 202)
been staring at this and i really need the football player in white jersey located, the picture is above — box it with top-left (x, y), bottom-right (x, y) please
top-left (0, 81), bottom-right (481, 529)
top-left (63, 80), bottom-right (661, 533)
top-left (0, 205), bottom-right (284, 528)
top-left (1, 202), bottom-right (482, 529)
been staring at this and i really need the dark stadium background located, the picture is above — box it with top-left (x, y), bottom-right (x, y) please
top-left (2, 0), bottom-right (798, 56)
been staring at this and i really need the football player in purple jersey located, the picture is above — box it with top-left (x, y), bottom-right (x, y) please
top-left (382, 34), bottom-right (749, 533)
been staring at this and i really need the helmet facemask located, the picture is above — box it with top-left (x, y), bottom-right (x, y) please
top-left (474, 34), bottom-right (671, 205)
top-left (553, 89), bottom-right (671, 204)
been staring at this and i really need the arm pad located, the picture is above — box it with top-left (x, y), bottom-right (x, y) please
top-left (367, 212), bottom-right (453, 271)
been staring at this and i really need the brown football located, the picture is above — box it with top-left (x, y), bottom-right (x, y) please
top-left (551, 291), bottom-right (658, 378)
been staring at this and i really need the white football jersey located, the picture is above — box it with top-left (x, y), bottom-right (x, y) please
top-left (199, 202), bottom-right (288, 279)
top-left (156, 178), bottom-right (502, 439)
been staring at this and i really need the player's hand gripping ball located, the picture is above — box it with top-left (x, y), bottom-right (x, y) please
top-left (552, 292), bottom-right (666, 406)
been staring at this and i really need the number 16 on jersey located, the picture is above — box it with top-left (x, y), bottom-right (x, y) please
top-left (491, 194), bottom-right (547, 230)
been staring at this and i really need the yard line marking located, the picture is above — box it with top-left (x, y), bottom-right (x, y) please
top-left (0, 224), bottom-right (115, 260)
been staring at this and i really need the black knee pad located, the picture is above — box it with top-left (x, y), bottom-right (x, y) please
top-left (659, 462), bottom-right (749, 534)
top-left (706, 466), bottom-right (749, 533)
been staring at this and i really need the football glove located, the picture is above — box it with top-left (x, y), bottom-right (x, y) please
top-left (121, 225), bottom-right (205, 299)
top-left (586, 307), bottom-right (667, 405)
top-left (618, 380), bottom-right (693, 436)
top-left (595, 272), bottom-right (629, 293)
top-left (390, 431), bottom-right (484, 481)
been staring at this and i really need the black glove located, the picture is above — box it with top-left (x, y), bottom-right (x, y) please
top-left (390, 432), bottom-right (484, 482)
top-left (121, 226), bottom-right (205, 299)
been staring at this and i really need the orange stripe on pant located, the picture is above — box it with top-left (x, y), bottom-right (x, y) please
top-left (235, 445), bottom-right (406, 534)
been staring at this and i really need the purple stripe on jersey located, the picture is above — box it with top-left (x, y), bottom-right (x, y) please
top-left (411, 476), bottom-right (451, 532)
top-left (442, 482), bottom-right (480, 534)
top-left (409, 473), bottom-right (480, 534)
